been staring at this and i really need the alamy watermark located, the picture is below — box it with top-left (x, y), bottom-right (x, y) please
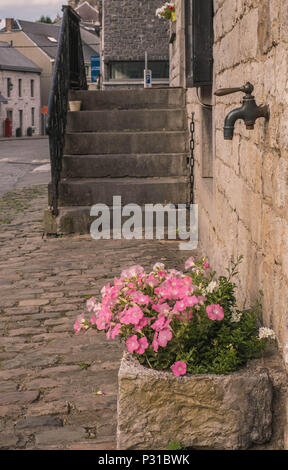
top-left (90, 196), bottom-right (198, 251)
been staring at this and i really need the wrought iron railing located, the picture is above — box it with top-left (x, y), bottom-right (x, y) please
top-left (46, 5), bottom-right (87, 216)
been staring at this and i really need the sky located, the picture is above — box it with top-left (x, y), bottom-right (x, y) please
top-left (0, 0), bottom-right (68, 22)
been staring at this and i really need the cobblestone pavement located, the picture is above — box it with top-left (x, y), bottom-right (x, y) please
top-left (0, 185), bottom-right (194, 450)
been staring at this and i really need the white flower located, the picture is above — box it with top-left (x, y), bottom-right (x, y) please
top-left (230, 307), bottom-right (242, 323)
top-left (204, 280), bottom-right (218, 294)
top-left (258, 327), bottom-right (276, 340)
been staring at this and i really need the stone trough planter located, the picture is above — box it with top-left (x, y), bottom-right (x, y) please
top-left (117, 354), bottom-right (273, 450)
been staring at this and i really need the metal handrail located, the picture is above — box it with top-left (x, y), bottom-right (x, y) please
top-left (46, 5), bottom-right (87, 216)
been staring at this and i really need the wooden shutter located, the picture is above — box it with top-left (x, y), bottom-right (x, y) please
top-left (191, 0), bottom-right (213, 87)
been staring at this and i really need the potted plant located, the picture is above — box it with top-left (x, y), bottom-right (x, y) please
top-left (74, 256), bottom-right (275, 450)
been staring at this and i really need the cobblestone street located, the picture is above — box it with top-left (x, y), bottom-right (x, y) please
top-left (0, 185), bottom-right (191, 450)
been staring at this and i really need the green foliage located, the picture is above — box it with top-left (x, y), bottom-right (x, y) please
top-left (167, 441), bottom-right (183, 450)
top-left (38, 16), bottom-right (53, 24)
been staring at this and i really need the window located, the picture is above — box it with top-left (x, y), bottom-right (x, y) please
top-left (30, 79), bottom-right (34, 97)
top-left (31, 107), bottom-right (35, 126)
top-left (18, 79), bottom-right (22, 97)
top-left (7, 77), bottom-right (12, 97)
top-left (109, 61), bottom-right (169, 80)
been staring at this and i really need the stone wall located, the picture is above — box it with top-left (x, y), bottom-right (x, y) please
top-left (103, 0), bottom-right (169, 62)
top-left (170, 0), bottom-right (288, 423)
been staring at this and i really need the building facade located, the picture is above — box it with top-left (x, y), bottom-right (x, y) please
top-left (0, 18), bottom-right (100, 115)
top-left (170, 0), bottom-right (288, 445)
top-left (0, 41), bottom-right (41, 137)
top-left (102, 0), bottom-right (170, 88)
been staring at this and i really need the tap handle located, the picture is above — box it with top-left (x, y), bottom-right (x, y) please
top-left (214, 82), bottom-right (254, 97)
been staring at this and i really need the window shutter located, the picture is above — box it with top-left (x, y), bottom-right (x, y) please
top-left (191, 0), bottom-right (213, 87)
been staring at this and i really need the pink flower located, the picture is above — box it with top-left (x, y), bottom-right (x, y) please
top-left (171, 361), bottom-right (187, 376)
top-left (121, 265), bottom-right (144, 280)
top-left (126, 335), bottom-right (140, 353)
top-left (152, 302), bottom-right (171, 316)
top-left (86, 297), bottom-right (97, 312)
top-left (135, 317), bottom-right (148, 329)
top-left (132, 292), bottom-right (151, 305)
top-left (135, 337), bottom-right (149, 354)
top-left (203, 260), bottom-right (210, 269)
top-left (158, 328), bottom-right (172, 347)
top-left (206, 304), bottom-right (224, 321)
top-left (153, 262), bottom-right (165, 271)
top-left (145, 274), bottom-right (159, 288)
top-left (184, 256), bottom-right (195, 270)
top-left (151, 313), bottom-right (171, 331)
top-left (172, 300), bottom-right (186, 312)
top-left (120, 305), bottom-right (143, 326)
top-left (184, 295), bottom-right (199, 307)
top-left (73, 313), bottom-right (86, 334)
top-left (111, 323), bottom-right (122, 339)
top-left (152, 332), bottom-right (159, 352)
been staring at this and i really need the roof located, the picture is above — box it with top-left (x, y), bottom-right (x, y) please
top-left (0, 41), bottom-right (42, 73)
top-left (75, 1), bottom-right (99, 24)
top-left (16, 20), bottom-right (99, 62)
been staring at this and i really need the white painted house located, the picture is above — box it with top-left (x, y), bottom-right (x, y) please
top-left (0, 41), bottom-right (41, 137)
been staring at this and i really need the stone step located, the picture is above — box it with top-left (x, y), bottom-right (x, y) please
top-left (44, 205), bottom-right (193, 235)
top-left (66, 108), bottom-right (186, 132)
top-left (61, 153), bottom-right (190, 178)
top-left (68, 87), bottom-right (185, 110)
top-left (64, 131), bottom-right (187, 155)
top-left (55, 177), bottom-right (190, 207)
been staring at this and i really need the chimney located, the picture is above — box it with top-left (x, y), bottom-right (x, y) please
top-left (5, 18), bottom-right (14, 32)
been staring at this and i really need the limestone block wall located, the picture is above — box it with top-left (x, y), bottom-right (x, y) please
top-left (170, 0), bottom-right (288, 375)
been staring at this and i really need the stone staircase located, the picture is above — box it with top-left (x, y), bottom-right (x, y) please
top-left (45, 87), bottom-right (190, 234)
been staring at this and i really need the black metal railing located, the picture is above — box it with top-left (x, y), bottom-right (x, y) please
top-left (46, 5), bottom-right (87, 216)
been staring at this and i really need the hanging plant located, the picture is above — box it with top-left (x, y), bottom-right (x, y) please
top-left (156, 2), bottom-right (176, 22)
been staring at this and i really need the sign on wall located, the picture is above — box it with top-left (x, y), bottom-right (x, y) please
top-left (91, 55), bottom-right (101, 82)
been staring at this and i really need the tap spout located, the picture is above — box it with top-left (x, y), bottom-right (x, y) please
top-left (224, 105), bottom-right (245, 140)
top-left (223, 99), bottom-right (270, 140)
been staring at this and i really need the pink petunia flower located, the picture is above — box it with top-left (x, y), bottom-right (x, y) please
top-left (171, 361), bottom-right (187, 376)
top-left (152, 332), bottom-right (159, 352)
top-left (86, 297), bottom-right (97, 312)
top-left (151, 313), bottom-right (171, 331)
top-left (132, 292), bottom-right (152, 305)
top-left (120, 305), bottom-right (143, 325)
top-left (135, 317), bottom-right (148, 330)
top-left (184, 295), bottom-right (199, 307)
top-left (184, 256), bottom-right (195, 270)
top-left (203, 260), bottom-right (210, 269)
top-left (135, 337), bottom-right (149, 355)
top-left (158, 328), bottom-right (173, 347)
top-left (206, 304), bottom-right (224, 321)
top-left (126, 335), bottom-right (140, 353)
top-left (111, 323), bottom-right (122, 339)
top-left (73, 313), bottom-right (86, 334)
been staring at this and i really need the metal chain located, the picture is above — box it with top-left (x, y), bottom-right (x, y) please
top-left (189, 112), bottom-right (195, 205)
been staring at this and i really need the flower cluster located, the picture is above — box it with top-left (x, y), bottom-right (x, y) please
top-left (156, 2), bottom-right (176, 22)
top-left (74, 256), bottom-right (276, 376)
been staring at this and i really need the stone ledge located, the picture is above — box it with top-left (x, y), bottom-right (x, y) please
top-left (117, 354), bottom-right (273, 450)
